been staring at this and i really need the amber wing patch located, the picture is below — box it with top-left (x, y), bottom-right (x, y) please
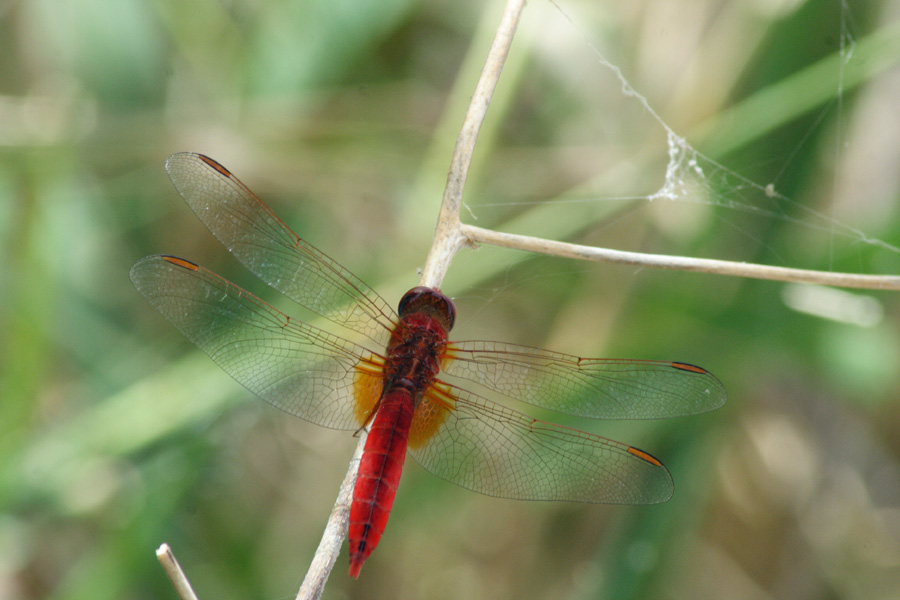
top-left (353, 357), bottom-right (385, 427)
top-left (408, 383), bottom-right (455, 450)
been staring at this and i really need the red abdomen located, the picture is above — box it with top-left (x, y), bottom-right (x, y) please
top-left (348, 388), bottom-right (415, 578)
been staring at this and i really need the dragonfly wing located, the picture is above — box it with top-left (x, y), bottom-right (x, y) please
top-left (165, 152), bottom-right (396, 346)
top-left (130, 255), bottom-right (383, 430)
top-left (406, 382), bottom-right (673, 504)
top-left (443, 341), bottom-right (726, 420)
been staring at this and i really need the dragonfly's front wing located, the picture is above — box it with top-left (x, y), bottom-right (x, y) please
top-left (444, 341), bottom-right (726, 420)
top-left (165, 152), bottom-right (397, 348)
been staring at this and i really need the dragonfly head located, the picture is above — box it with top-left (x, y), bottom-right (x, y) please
top-left (398, 287), bottom-right (456, 332)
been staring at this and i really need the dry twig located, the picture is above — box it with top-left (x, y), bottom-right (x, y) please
top-left (297, 0), bottom-right (526, 597)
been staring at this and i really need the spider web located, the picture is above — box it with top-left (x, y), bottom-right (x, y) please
top-left (493, 0), bottom-right (900, 262)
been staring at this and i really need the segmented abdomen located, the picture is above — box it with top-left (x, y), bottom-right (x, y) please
top-left (348, 388), bottom-right (415, 578)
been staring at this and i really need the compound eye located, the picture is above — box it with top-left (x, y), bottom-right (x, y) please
top-left (398, 287), bottom-right (456, 331)
top-left (397, 287), bottom-right (427, 317)
top-left (440, 294), bottom-right (456, 331)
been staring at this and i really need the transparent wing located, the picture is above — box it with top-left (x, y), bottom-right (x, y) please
top-left (407, 382), bottom-right (673, 504)
top-left (130, 255), bottom-right (384, 430)
top-left (165, 152), bottom-right (396, 346)
top-left (443, 341), bottom-right (726, 420)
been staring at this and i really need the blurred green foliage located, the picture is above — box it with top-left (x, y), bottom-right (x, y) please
top-left (2, 0), bottom-right (900, 599)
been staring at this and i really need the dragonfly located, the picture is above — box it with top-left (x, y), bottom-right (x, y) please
top-left (131, 153), bottom-right (726, 578)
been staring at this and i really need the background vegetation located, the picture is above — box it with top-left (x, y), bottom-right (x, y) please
top-left (2, 0), bottom-right (899, 598)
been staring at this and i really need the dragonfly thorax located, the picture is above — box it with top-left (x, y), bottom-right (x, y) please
top-left (384, 314), bottom-right (447, 401)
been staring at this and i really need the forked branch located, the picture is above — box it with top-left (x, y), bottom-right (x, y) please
top-left (296, 1), bottom-right (526, 598)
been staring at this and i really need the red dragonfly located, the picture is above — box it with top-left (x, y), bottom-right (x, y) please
top-left (131, 153), bottom-right (726, 578)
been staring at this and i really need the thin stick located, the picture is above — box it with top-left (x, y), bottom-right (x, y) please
top-left (419, 0), bottom-right (527, 289)
top-left (295, 440), bottom-right (366, 600)
top-left (293, 0), bottom-right (528, 598)
top-left (156, 544), bottom-right (200, 600)
top-left (464, 225), bottom-right (900, 291)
